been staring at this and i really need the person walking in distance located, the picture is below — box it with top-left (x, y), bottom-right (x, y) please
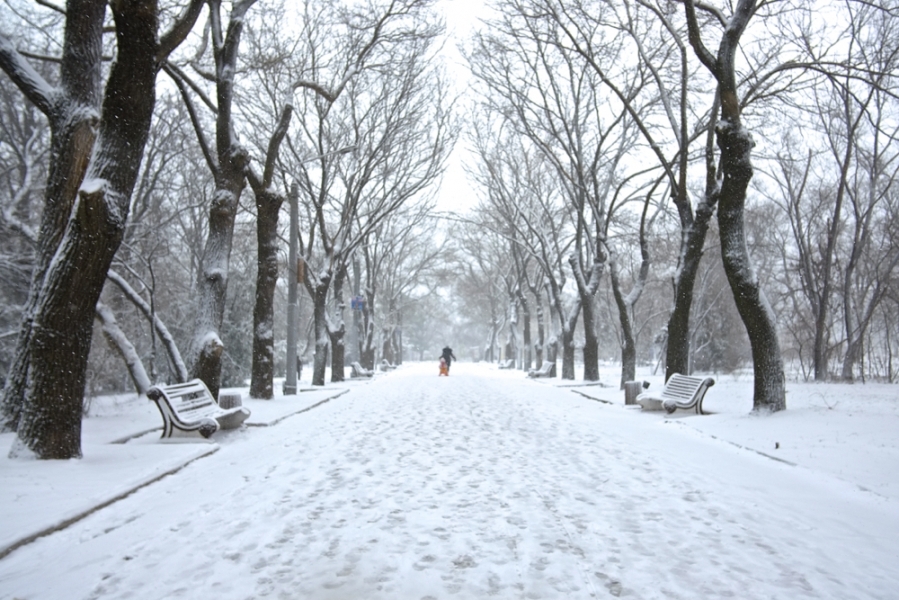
top-left (440, 346), bottom-right (457, 375)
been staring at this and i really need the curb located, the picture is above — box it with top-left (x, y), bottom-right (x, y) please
top-left (0, 446), bottom-right (218, 561)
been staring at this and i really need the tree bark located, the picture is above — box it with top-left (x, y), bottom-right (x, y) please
top-left (187, 0), bottom-right (256, 400)
top-left (533, 288), bottom-right (545, 366)
top-left (0, 0), bottom-right (106, 433)
top-left (570, 254), bottom-right (602, 381)
top-left (517, 288), bottom-right (532, 370)
top-left (308, 277), bottom-right (331, 386)
top-left (684, 0), bottom-right (785, 413)
top-left (610, 258), bottom-right (636, 389)
top-left (666, 197), bottom-right (717, 380)
top-left (715, 121), bottom-right (786, 411)
top-left (248, 189), bottom-right (282, 398)
top-left (11, 0), bottom-right (170, 458)
top-left (247, 105), bottom-right (292, 399)
top-left (329, 267), bottom-right (347, 383)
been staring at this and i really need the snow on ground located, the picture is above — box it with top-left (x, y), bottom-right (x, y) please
top-left (0, 362), bottom-right (897, 599)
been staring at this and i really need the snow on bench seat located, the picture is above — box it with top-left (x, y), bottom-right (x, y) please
top-left (350, 362), bottom-right (374, 378)
top-left (637, 373), bottom-right (715, 414)
top-left (146, 379), bottom-right (250, 439)
top-left (528, 361), bottom-right (556, 378)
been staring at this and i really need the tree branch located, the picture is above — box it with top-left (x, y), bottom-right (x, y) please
top-left (682, 0), bottom-right (718, 75)
top-left (0, 36), bottom-right (57, 115)
top-left (157, 0), bottom-right (206, 64)
top-left (163, 63), bottom-right (218, 174)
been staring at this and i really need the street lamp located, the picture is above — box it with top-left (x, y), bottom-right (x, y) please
top-left (283, 145), bottom-right (357, 395)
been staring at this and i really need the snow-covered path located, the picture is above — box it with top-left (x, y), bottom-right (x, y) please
top-left (1, 363), bottom-right (897, 599)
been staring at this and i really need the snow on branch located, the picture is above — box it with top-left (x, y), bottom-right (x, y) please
top-left (106, 269), bottom-right (190, 382)
top-left (0, 35), bottom-right (57, 115)
top-left (95, 302), bottom-right (152, 394)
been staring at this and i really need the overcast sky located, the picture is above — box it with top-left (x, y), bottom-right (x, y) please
top-left (433, 0), bottom-right (492, 213)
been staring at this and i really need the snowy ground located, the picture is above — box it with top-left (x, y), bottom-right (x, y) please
top-left (1, 362), bottom-right (897, 599)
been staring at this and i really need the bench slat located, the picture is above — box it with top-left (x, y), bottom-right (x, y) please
top-left (637, 373), bottom-right (715, 414)
top-left (147, 379), bottom-right (250, 439)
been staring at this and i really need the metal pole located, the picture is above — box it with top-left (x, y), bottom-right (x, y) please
top-left (283, 183), bottom-right (299, 395)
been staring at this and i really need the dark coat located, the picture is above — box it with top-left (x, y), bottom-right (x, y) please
top-left (440, 347), bottom-right (456, 366)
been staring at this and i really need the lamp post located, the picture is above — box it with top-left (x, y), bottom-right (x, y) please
top-left (283, 145), bottom-right (357, 395)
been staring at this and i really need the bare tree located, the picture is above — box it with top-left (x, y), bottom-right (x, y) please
top-left (683, 0), bottom-right (786, 412)
top-left (468, 127), bottom-right (577, 377)
top-left (163, 0), bottom-right (258, 400)
top-left (0, 0), bottom-right (204, 457)
top-left (356, 202), bottom-right (444, 369)
top-left (470, 5), bottom-right (639, 380)
top-left (290, 0), bottom-right (454, 385)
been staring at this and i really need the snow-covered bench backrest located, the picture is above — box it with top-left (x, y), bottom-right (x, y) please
top-left (150, 380), bottom-right (218, 420)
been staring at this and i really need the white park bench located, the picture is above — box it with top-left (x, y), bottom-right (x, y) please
top-left (498, 359), bottom-right (515, 369)
top-left (146, 379), bottom-right (250, 439)
top-left (379, 359), bottom-right (397, 371)
top-left (637, 373), bottom-right (715, 414)
top-left (528, 361), bottom-right (556, 378)
top-left (350, 361), bottom-right (374, 378)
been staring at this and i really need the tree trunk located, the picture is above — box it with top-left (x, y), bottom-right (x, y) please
top-left (518, 289), bottom-right (532, 370)
top-left (507, 294), bottom-right (519, 367)
top-left (666, 200), bottom-right (716, 380)
top-left (561, 328), bottom-right (576, 380)
top-left (329, 268), bottom-right (347, 383)
top-left (0, 0), bottom-right (106, 433)
top-left (249, 189), bottom-right (283, 399)
top-left (310, 279), bottom-right (330, 386)
top-left (610, 261), bottom-right (636, 389)
top-left (716, 121), bottom-right (786, 412)
top-left (361, 318), bottom-right (377, 370)
top-left (396, 309), bottom-right (404, 365)
top-left (11, 1), bottom-right (161, 458)
top-left (557, 295), bottom-right (581, 381)
top-left (189, 167), bottom-right (247, 400)
top-left (580, 297), bottom-right (599, 381)
top-left (329, 326), bottom-right (346, 382)
top-left (570, 255), bottom-right (602, 381)
top-left (534, 292), bottom-right (545, 366)
top-left (187, 0), bottom-right (254, 400)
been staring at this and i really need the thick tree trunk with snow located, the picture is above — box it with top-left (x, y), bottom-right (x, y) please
top-left (506, 295), bottom-right (519, 366)
top-left (189, 171), bottom-right (246, 400)
top-left (11, 2), bottom-right (162, 458)
top-left (580, 304), bottom-right (600, 379)
top-left (329, 325), bottom-right (346, 382)
top-left (0, 0), bottom-right (106, 433)
top-left (361, 317), bottom-right (377, 371)
top-left (561, 328), bottom-right (576, 380)
top-left (716, 121), bottom-right (786, 412)
top-left (533, 290), bottom-right (545, 366)
top-left (561, 298), bottom-right (581, 381)
top-left (186, 0), bottom-right (256, 401)
top-left (247, 105), bottom-right (292, 398)
top-left (683, 0), bottom-right (785, 413)
top-left (249, 189), bottom-right (282, 399)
